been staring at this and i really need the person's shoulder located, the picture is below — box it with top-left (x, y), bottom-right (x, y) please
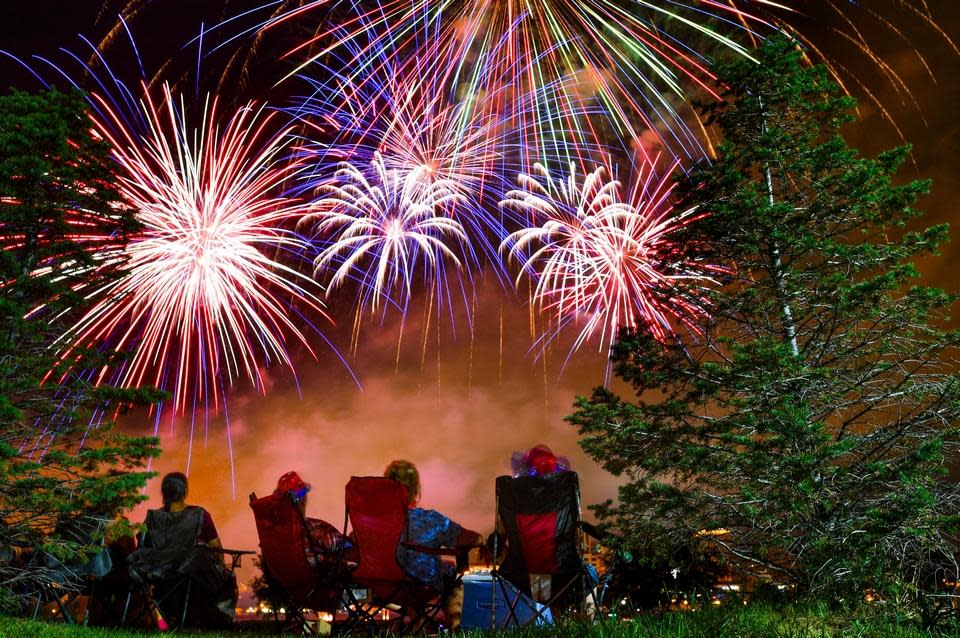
top-left (184, 505), bottom-right (214, 520)
top-left (412, 507), bottom-right (453, 525)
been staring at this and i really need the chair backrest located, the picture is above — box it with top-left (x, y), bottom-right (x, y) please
top-left (496, 472), bottom-right (582, 577)
top-left (248, 493), bottom-right (322, 599)
top-left (344, 476), bottom-right (408, 584)
top-left (128, 507), bottom-right (203, 582)
top-left (143, 508), bottom-right (204, 552)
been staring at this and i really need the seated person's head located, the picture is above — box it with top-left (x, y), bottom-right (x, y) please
top-left (275, 471), bottom-right (311, 512)
top-left (511, 444), bottom-right (570, 478)
top-left (161, 472), bottom-right (188, 510)
top-left (384, 460), bottom-right (420, 508)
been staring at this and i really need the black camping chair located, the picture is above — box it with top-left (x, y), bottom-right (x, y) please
top-left (23, 516), bottom-right (114, 625)
top-left (31, 546), bottom-right (113, 624)
top-left (123, 507), bottom-right (252, 630)
top-left (85, 531), bottom-right (144, 627)
top-left (491, 472), bottom-right (604, 626)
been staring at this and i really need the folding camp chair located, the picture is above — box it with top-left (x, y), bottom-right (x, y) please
top-left (86, 533), bottom-right (147, 628)
top-left (27, 548), bottom-right (109, 624)
top-left (249, 491), bottom-right (358, 633)
top-left (26, 516), bottom-right (114, 624)
top-left (123, 507), bottom-right (252, 630)
top-left (344, 476), bottom-right (465, 634)
top-left (492, 471), bottom-right (603, 626)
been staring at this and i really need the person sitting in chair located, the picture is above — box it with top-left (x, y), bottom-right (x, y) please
top-left (273, 471), bottom-right (352, 566)
top-left (384, 460), bottom-right (485, 630)
top-left (130, 472), bottom-right (236, 630)
top-left (503, 446), bottom-right (601, 619)
top-left (159, 472), bottom-right (221, 554)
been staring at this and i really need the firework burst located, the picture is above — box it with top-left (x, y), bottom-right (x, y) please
top-left (289, 38), bottom-right (519, 268)
top-left (287, 30), bottom-right (593, 334)
top-left (305, 151), bottom-right (469, 315)
top-left (50, 83), bottom-right (329, 413)
top-left (501, 160), bottom-right (714, 360)
top-left (231, 0), bottom-right (957, 162)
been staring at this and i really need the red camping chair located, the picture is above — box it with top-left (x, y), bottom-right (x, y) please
top-left (492, 471), bottom-right (602, 626)
top-left (249, 492), bottom-right (356, 633)
top-left (344, 476), bottom-right (464, 634)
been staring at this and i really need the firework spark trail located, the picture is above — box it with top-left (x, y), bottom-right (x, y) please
top-left (501, 160), bottom-right (716, 367)
top-left (209, 0), bottom-right (957, 164)
top-left (288, 26), bottom-right (609, 342)
top-left (716, 0), bottom-right (959, 147)
top-left (285, 22), bottom-right (604, 264)
top-left (97, 2), bottom-right (960, 166)
top-left (290, 49), bottom-right (509, 269)
top-left (255, 0), bottom-right (785, 162)
top-left (47, 83), bottom-right (333, 414)
top-left (305, 151), bottom-right (469, 316)
top-left (3, 36), bottom-right (352, 473)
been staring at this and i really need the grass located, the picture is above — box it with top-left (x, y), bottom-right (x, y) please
top-left (2, 604), bottom-right (959, 638)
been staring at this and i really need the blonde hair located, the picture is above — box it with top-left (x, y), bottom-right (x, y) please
top-left (384, 460), bottom-right (420, 507)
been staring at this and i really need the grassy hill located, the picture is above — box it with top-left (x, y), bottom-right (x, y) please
top-left (3, 603), bottom-right (959, 638)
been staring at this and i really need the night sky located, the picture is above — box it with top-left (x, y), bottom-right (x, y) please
top-left (2, 1), bottom-right (958, 589)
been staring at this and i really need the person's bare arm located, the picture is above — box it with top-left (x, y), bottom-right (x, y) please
top-left (455, 528), bottom-right (484, 548)
top-left (206, 537), bottom-right (226, 565)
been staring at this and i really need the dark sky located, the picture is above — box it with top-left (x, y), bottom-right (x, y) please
top-left (2, 1), bottom-right (958, 587)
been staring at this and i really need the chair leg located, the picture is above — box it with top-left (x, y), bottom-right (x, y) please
top-left (180, 577), bottom-right (192, 628)
top-left (341, 597), bottom-right (381, 636)
top-left (586, 583), bottom-right (602, 623)
top-left (493, 574), bottom-right (524, 628)
top-left (490, 572), bottom-right (565, 628)
top-left (123, 582), bottom-right (163, 629)
top-left (32, 592), bottom-right (42, 620)
top-left (399, 586), bottom-right (444, 635)
top-left (84, 581), bottom-right (95, 626)
top-left (54, 591), bottom-right (76, 624)
top-left (121, 589), bottom-right (132, 626)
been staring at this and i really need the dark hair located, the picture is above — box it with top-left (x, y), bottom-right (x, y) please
top-left (161, 472), bottom-right (188, 508)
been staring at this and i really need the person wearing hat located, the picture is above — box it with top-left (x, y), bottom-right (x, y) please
top-left (510, 444), bottom-right (570, 478)
top-left (274, 471), bottom-right (352, 565)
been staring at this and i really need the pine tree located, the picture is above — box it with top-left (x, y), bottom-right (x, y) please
top-left (0, 90), bottom-right (161, 610)
top-left (568, 38), bottom-right (960, 603)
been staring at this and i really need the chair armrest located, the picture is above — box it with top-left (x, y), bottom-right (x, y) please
top-left (578, 521), bottom-right (604, 541)
top-left (400, 542), bottom-right (476, 573)
top-left (198, 546), bottom-right (256, 570)
top-left (399, 541), bottom-right (462, 557)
